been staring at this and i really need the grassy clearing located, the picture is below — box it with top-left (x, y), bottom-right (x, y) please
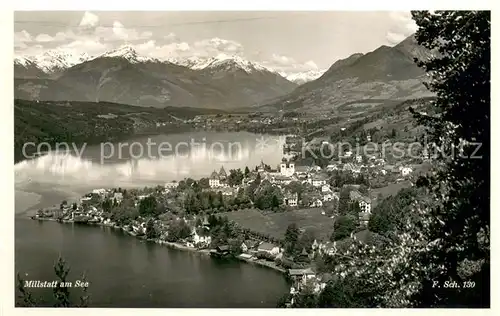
top-left (222, 208), bottom-right (335, 242)
top-left (370, 181), bottom-right (412, 207)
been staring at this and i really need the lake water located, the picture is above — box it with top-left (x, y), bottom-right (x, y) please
top-left (15, 131), bottom-right (290, 307)
top-left (15, 131), bottom-right (286, 193)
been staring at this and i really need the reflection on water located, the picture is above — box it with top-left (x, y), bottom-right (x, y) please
top-left (15, 132), bottom-right (285, 189)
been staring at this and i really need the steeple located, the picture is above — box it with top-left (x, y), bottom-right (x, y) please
top-left (258, 160), bottom-right (266, 172)
top-left (219, 166), bottom-right (227, 178)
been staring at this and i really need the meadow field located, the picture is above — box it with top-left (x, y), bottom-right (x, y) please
top-left (222, 207), bottom-right (335, 241)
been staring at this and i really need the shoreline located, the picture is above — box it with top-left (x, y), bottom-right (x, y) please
top-left (15, 186), bottom-right (82, 218)
top-left (237, 256), bottom-right (286, 273)
top-left (30, 216), bottom-right (287, 275)
top-left (14, 190), bottom-right (42, 216)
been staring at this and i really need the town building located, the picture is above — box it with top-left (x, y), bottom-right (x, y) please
top-left (326, 164), bottom-right (338, 171)
top-left (311, 174), bottom-right (328, 187)
top-left (343, 184), bottom-right (361, 190)
top-left (310, 199), bottom-right (323, 208)
top-left (322, 193), bottom-right (338, 202)
top-left (209, 170), bottom-right (221, 188)
top-left (297, 247), bottom-right (310, 260)
top-left (113, 192), bottom-right (123, 204)
top-left (294, 165), bottom-right (310, 176)
top-left (280, 159), bottom-right (295, 177)
top-left (209, 167), bottom-right (229, 188)
top-left (310, 164), bottom-right (322, 172)
top-left (165, 181), bottom-right (179, 189)
top-left (283, 192), bottom-right (299, 207)
top-left (272, 175), bottom-right (294, 185)
top-left (92, 188), bottom-right (107, 197)
top-left (422, 148), bottom-right (430, 160)
top-left (349, 190), bottom-right (371, 213)
top-left (241, 240), bottom-right (260, 253)
top-left (200, 216), bottom-right (209, 226)
top-left (384, 165), bottom-right (399, 174)
top-left (219, 166), bottom-right (227, 180)
top-left (211, 245), bottom-right (230, 257)
top-left (257, 160), bottom-right (266, 173)
top-left (80, 196), bottom-right (92, 205)
top-left (284, 135), bottom-right (303, 151)
top-left (400, 166), bottom-right (413, 176)
top-left (343, 162), bottom-right (356, 172)
top-left (311, 239), bottom-right (319, 251)
top-left (317, 242), bottom-right (336, 256)
top-left (191, 228), bottom-right (211, 247)
top-left (219, 187), bottom-right (234, 196)
top-left (257, 242), bottom-right (281, 255)
top-left (321, 184), bottom-right (332, 193)
top-left (359, 212), bottom-right (371, 227)
top-left (288, 268), bottom-right (316, 290)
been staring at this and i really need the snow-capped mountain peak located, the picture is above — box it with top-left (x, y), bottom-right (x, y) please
top-left (167, 54), bottom-right (320, 83)
top-left (169, 54), bottom-right (270, 74)
top-left (15, 49), bottom-right (92, 73)
top-left (101, 45), bottom-right (137, 59)
top-left (99, 45), bottom-right (157, 63)
top-left (14, 56), bottom-right (34, 67)
top-left (282, 69), bottom-right (327, 84)
top-left (202, 54), bottom-right (270, 73)
top-left (166, 56), bottom-right (205, 69)
top-left (14, 46), bottom-right (317, 84)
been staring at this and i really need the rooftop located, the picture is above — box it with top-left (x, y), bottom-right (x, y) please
top-left (219, 166), bottom-right (227, 176)
top-left (312, 173), bottom-right (329, 181)
top-left (295, 166), bottom-right (310, 172)
top-left (350, 190), bottom-right (363, 200)
top-left (258, 242), bottom-right (277, 251)
top-left (274, 175), bottom-right (293, 181)
top-left (243, 240), bottom-right (260, 248)
top-left (288, 268), bottom-right (315, 276)
top-left (350, 190), bottom-right (371, 204)
top-left (216, 245), bottom-right (230, 251)
top-left (283, 192), bottom-right (298, 199)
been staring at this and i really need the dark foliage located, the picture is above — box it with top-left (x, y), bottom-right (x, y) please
top-left (408, 10), bottom-right (490, 307)
top-left (331, 215), bottom-right (357, 241)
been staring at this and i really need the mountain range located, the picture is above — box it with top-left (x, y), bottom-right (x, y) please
top-left (14, 34), bottom-right (433, 111)
top-left (15, 51), bottom-right (91, 78)
top-left (14, 46), bottom-right (299, 109)
top-left (15, 49), bottom-right (323, 84)
top-left (258, 35), bottom-right (435, 113)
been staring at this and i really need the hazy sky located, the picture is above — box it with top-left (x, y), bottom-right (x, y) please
top-left (14, 11), bottom-right (417, 73)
